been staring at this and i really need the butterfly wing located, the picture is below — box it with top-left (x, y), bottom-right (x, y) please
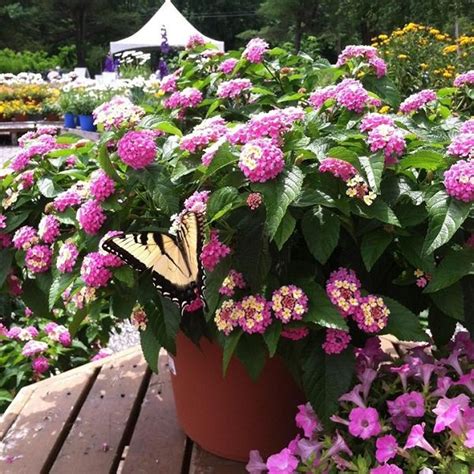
top-left (101, 212), bottom-right (205, 312)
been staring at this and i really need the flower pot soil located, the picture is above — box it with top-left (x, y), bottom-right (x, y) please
top-left (170, 332), bottom-right (304, 462)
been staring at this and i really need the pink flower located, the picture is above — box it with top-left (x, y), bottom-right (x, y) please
top-left (280, 327), bottom-right (309, 340)
top-left (444, 159), bottom-right (474, 202)
top-left (348, 407), bottom-right (381, 439)
top-left (22, 340), bottom-right (48, 357)
top-left (353, 295), bottom-right (390, 333)
top-left (339, 384), bottom-right (366, 408)
top-left (359, 113), bottom-right (395, 132)
top-left (404, 423), bottom-right (437, 455)
top-left (322, 329), bottom-right (351, 354)
top-left (243, 38), bottom-right (269, 64)
top-left (237, 295), bottom-right (272, 334)
top-left (184, 190), bottom-right (210, 213)
top-left (369, 56), bottom-right (388, 78)
top-left (91, 348), bottom-right (113, 362)
top-left (219, 269), bottom-right (246, 297)
top-left (89, 170), bottom-right (116, 201)
top-left (447, 133), bottom-right (474, 159)
top-left (77, 200), bottom-right (106, 235)
top-left (117, 130), bottom-right (158, 169)
top-left (453, 70), bottom-right (474, 87)
top-left (57, 242), bottom-right (79, 273)
top-left (80, 252), bottom-right (112, 288)
top-left (325, 267), bottom-right (361, 317)
top-left (375, 435), bottom-right (398, 463)
top-left (239, 138), bottom-right (285, 183)
top-left (160, 73), bottom-right (179, 93)
top-left (45, 323), bottom-right (72, 347)
top-left (399, 89), bottom-right (437, 114)
top-left (200, 230), bottom-right (231, 271)
top-left (464, 429), bottom-right (474, 449)
top-left (371, 465), bottom-right (403, 474)
top-left (164, 87), bottom-right (203, 109)
top-left (186, 34), bottom-right (205, 49)
top-left (214, 299), bottom-right (241, 335)
top-left (266, 448), bottom-right (298, 474)
top-left (93, 96), bottom-right (144, 131)
top-left (295, 403), bottom-right (322, 437)
top-left (309, 86), bottom-right (336, 109)
top-left (219, 58), bottom-right (238, 74)
top-left (432, 394), bottom-right (470, 433)
top-left (38, 215), bottom-right (60, 243)
top-left (271, 285), bottom-right (308, 323)
top-left (25, 245), bottom-right (52, 273)
top-left (180, 117), bottom-right (227, 153)
top-left (0, 214), bottom-right (6, 229)
top-left (0, 233), bottom-right (12, 250)
top-left (367, 124), bottom-right (406, 163)
top-left (319, 158), bottom-right (358, 182)
top-left (217, 78), bottom-right (252, 99)
top-left (460, 119), bottom-right (474, 134)
top-left (246, 450), bottom-right (267, 474)
top-left (334, 79), bottom-right (370, 113)
top-left (183, 296), bottom-right (203, 313)
top-left (17, 170), bottom-right (35, 190)
top-left (336, 45), bottom-right (387, 78)
top-left (247, 192), bottom-right (263, 210)
top-left (388, 391), bottom-right (425, 418)
top-left (455, 368), bottom-right (474, 394)
top-left (12, 225), bottom-right (38, 250)
top-left (53, 190), bottom-right (82, 212)
top-left (326, 431), bottom-right (352, 457)
top-left (32, 356), bottom-right (49, 374)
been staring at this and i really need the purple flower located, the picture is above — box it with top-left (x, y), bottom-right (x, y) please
top-left (388, 392), bottom-right (425, 418)
top-left (266, 448), bottom-right (299, 474)
top-left (375, 435), bottom-right (398, 463)
top-left (432, 376), bottom-right (453, 398)
top-left (77, 200), bottom-right (106, 235)
top-left (295, 403), bottom-right (322, 437)
top-left (243, 38), bottom-right (269, 64)
top-left (22, 340), bottom-right (48, 357)
top-left (371, 465), bottom-right (403, 474)
top-left (296, 438), bottom-right (321, 461)
top-left (246, 450), bottom-right (266, 474)
top-left (404, 423), bottom-right (437, 455)
top-left (326, 431), bottom-right (352, 458)
top-left (464, 429), bottom-right (474, 449)
top-left (443, 159), bottom-right (474, 203)
top-left (348, 407), bottom-right (381, 439)
top-left (32, 356), bottom-right (49, 374)
top-left (339, 384), bottom-right (366, 408)
top-left (433, 394), bottom-right (470, 433)
top-left (358, 368), bottom-right (377, 400)
top-left (455, 368), bottom-right (474, 394)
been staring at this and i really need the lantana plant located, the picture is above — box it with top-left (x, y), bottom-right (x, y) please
top-left (0, 37), bottom-right (473, 422)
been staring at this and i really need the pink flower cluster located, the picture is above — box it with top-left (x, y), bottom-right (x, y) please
top-left (38, 215), bottom-right (60, 244)
top-left (359, 113), bottom-right (395, 133)
top-left (453, 70), bottom-right (474, 87)
top-left (444, 159), bottom-right (474, 202)
top-left (367, 124), bottom-right (406, 164)
top-left (239, 138), bottom-right (285, 183)
top-left (217, 78), bottom-right (252, 99)
top-left (180, 116), bottom-right (227, 153)
top-left (460, 119), bottom-right (474, 134)
top-left (93, 96), bottom-right (145, 130)
top-left (89, 170), bottom-right (116, 201)
top-left (160, 73), bottom-right (179, 93)
top-left (247, 192), bottom-right (262, 210)
top-left (271, 285), bottom-right (308, 323)
top-left (117, 130), bottom-right (158, 169)
top-left (10, 134), bottom-right (61, 172)
top-left (22, 340), bottom-right (48, 357)
top-left (322, 329), bottom-right (352, 354)
top-left (243, 38), bottom-right (269, 63)
top-left (219, 58), bottom-right (238, 74)
top-left (25, 245), bottom-right (52, 273)
top-left (319, 158), bottom-right (358, 182)
top-left (447, 132), bottom-right (473, 159)
top-left (326, 267), bottom-right (390, 334)
top-left (184, 190), bottom-right (210, 213)
top-left (186, 34), bottom-right (206, 49)
top-left (219, 269), bottom-right (246, 297)
top-left (53, 190), bottom-right (82, 212)
top-left (336, 45), bottom-right (387, 78)
top-left (44, 322), bottom-right (72, 347)
top-left (80, 252), bottom-right (113, 288)
top-left (77, 200), bottom-right (106, 235)
top-left (281, 327), bottom-right (309, 341)
top-left (200, 230), bottom-right (231, 271)
top-left (13, 226), bottom-right (38, 250)
top-left (399, 89), bottom-right (437, 114)
top-left (57, 242), bottom-right (79, 273)
top-left (18, 125), bottom-right (58, 148)
top-left (164, 87), bottom-right (203, 109)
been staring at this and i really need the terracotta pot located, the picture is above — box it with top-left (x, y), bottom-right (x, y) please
top-left (46, 113), bottom-right (60, 122)
top-left (170, 332), bottom-right (304, 462)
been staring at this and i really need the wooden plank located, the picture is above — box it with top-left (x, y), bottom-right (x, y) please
top-left (50, 350), bottom-right (148, 474)
top-left (189, 444), bottom-right (247, 474)
top-left (0, 366), bottom-right (97, 473)
top-left (0, 385), bottom-right (36, 440)
top-left (121, 353), bottom-right (187, 474)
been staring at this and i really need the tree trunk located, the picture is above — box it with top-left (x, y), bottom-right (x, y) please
top-left (75, 7), bottom-right (88, 66)
top-left (294, 18), bottom-right (302, 53)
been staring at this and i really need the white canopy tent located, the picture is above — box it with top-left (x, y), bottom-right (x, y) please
top-left (110, 0), bottom-right (224, 55)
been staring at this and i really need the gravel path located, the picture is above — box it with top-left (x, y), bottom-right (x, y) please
top-left (0, 146), bottom-right (18, 165)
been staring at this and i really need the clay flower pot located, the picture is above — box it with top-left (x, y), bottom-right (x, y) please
top-left (170, 332), bottom-right (304, 462)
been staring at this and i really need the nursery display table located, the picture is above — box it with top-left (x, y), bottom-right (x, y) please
top-left (0, 347), bottom-right (246, 473)
top-left (0, 121), bottom-right (63, 145)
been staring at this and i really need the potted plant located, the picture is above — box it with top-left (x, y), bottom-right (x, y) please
top-left (58, 89), bottom-right (77, 128)
top-left (0, 39), bottom-right (472, 462)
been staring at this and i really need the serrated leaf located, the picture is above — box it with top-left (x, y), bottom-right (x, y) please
top-left (301, 207), bottom-right (340, 264)
top-left (273, 212), bottom-right (296, 250)
top-left (361, 229), bottom-right (393, 271)
top-left (352, 199), bottom-right (400, 226)
top-left (48, 272), bottom-right (76, 310)
top-left (254, 165), bottom-right (304, 240)
top-left (424, 248), bottom-right (474, 293)
top-left (422, 191), bottom-right (470, 255)
top-left (207, 186), bottom-right (239, 222)
top-left (113, 266), bottom-right (135, 287)
top-left (359, 153), bottom-right (384, 193)
top-left (430, 282), bottom-right (464, 321)
top-left (223, 330), bottom-right (242, 375)
top-left (382, 296), bottom-right (429, 341)
top-left (400, 150), bottom-right (447, 171)
top-left (303, 344), bottom-right (355, 425)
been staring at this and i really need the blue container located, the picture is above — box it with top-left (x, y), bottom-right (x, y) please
top-left (79, 114), bottom-right (97, 132)
top-left (64, 112), bottom-right (76, 128)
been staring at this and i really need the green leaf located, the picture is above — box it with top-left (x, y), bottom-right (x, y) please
top-left (204, 259), bottom-right (232, 319)
top-left (0, 249), bottom-right (13, 287)
top-left (21, 279), bottom-right (49, 317)
top-left (113, 266), bottom-right (135, 287)
top-left (273, 212), bottom-right (296, 251)
top-left (0, 389), bottom-right (12, 403)
top-left (263, 322), bottom-right (282, 357)
top-left (159, 296), bottom-right (181, 354)
top-left (303, 344), bottom-right (355, 425)
top-left (223, 330), bottom-right (242, 376)
top-left (358, 153), bottom-right (384, 193)
top-left (69, 307), bottom-right (88, 337)
top-left (352, 199), bottom-right (400, 226)
top-left (111, 292), bottom-right (136, 319)
top-left (382, 297), bottom-right (429, 341)
top-left (37, 177), bottom-right (60, 198)
top-left (398, 235), bottom-right (436, 273)
top-left (155, 121), bottom-right (182, 137)
top-left (140, 313), bottom-right (162, 373)
top-left (200, 143), bottom-right (237, 181)
top-left (207, 186), bottom-right (240, 222)
top-left (430, 282), bottom-right (464, 321)
top-left (400, 150), bottom-right (447, 171)
top-left (153, 177), bottom-right (180, 216)
top-left (235, 335), bottom-right (266, 381)
top-left (300, 280), bottom-right (347, 329)
top-left (422, 191), bottom-right (470, 255)
top-left (48, 273), bottom-right (76, 310)
top-left (3, 212), bottom-right (29, 233)
top-left (360, 229), bottom-right (393, 271)
top-left (326, 146), bottom-right (359, 166)
top-left (301, 207), bottom-right (340, 264)
top-left (98, 146), bottom-right (121, 182)
top-left (254, 165), bottom-right (304, 240)
top-left (424, 248), bottom-right (474, 293)
top-left (428, 305), bottom-right (457, 348)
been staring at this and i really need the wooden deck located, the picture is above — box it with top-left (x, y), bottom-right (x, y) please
top-left (0, 347), bottom-right (247, 473)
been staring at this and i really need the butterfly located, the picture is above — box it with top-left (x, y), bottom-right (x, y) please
top-left (101, 211), bottom-right (206, 313)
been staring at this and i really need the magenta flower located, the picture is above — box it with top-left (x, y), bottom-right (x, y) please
top-left (399, 89), bottom-right (437, 114)
top-left (219, 269), bottom-right (246, 297)
top-left (460, 119), bottom-right (474, 134)
top-left (247, 192), bottom-right (263, 210)
top-left (243, 38), bottom-right (269, 63)
top-left (93, 96), bottom-right (144, 130)
top-left (353, 295), bottom-right (390, 333)
top-left (217, 78), bottom-right (252, 99)
top-left (239, 138), bottom-right (285, 183)
top-left (444, 159), bottom-right (474, 202)
top-left (38, 215), bottom-right (60, 244)
top-left (80, 252), bottom-right (112, 288)
top-left (432, 376), bottom-right (453, 398)
top-left (296, 438), bottom-right (321, 461)
top-left (280, 327), bottom-right (309, 340)
top-left (57, 242), bottom-right (79, 273)
top-left (117, 130), bottom-right (158, 169)
top-left (238, 295), bottom-right (272, 334)
top-left (214, 299), bottom-right (241, 335)
top-left (367, 124), bottom-right (406, 163)
top-left (271, 285), bottom-right (308, 323)
top-left (388, 391), bottom-right (425, 418)
top-left (322, 328), bottom-right (351, 354)
top-left (266, 448), bottom-right (299, 474)
top-left (186, 34), bottom-right (205, 49)
top-left (180, 117), bottom-right (227, 153)
top-left (32, 356), bottom-right (49, 374)
top-left (404, 423), bottom-right (437, 455)
top-left (184, 190), bottom-right (210, 213)
top-left (326, 431), bottom-right (353, 458)
top-left (91, 348), bottom-right (113, 361)
top-left (89, 169), bottom-right (116, 202)
top-left (319, 158), bottom-right (358, 182)
top-left (370, 465), bottom-right (403, 474)
top-left (455, 368), bottom-right (474, 394)
top-left (164, 87), bottom-right (203, 109)
top-left (447, 132), bottom-right (474, 159)
top-left (77, 200), bottom-right (106, 235)
top-left (375, 435), bottom-right (398, 463)
top-left (22, 340), bottom-right (48, 358)
top-left (12, 225), bottom-right (38, 250)
top-left (295, 403), bottom-right (322, 437)
top-left (53, 190), bottom-right (82, 212)
top-left (389, 364), bottom-right (411, 391)
top-left (359, 113), bottom-right (395, 132)
top-left (160, 73), bottom-right (178, 93)
top-left (348, 406), bottom-right (381, 439)
top-left (25, 245), bottom-right (52, 273)
top-left (358, 368), bottom-right (377, 400)
top-left (325, 267), bottom-right (361, 317)
top-left (200, 230), bottom-right (231, 271)
top-left (433, 394), bottom-right (470, 433)
top-left (219, 58), bottom-right (238, 74)
top-left (309, 86), bottom-right (336, 109)
top-left (246, 450), bottom-right (266, 474)
top-left (339, 384), bottom-right (366, 408)
top-left (0, 214), bottom-right (6, 229)
top-left (464, 429), bottom-right (474, 449)
top-left (453, 70), bottom-right (474, 87)
top-left (334, 79), bottom-right (371, 113)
